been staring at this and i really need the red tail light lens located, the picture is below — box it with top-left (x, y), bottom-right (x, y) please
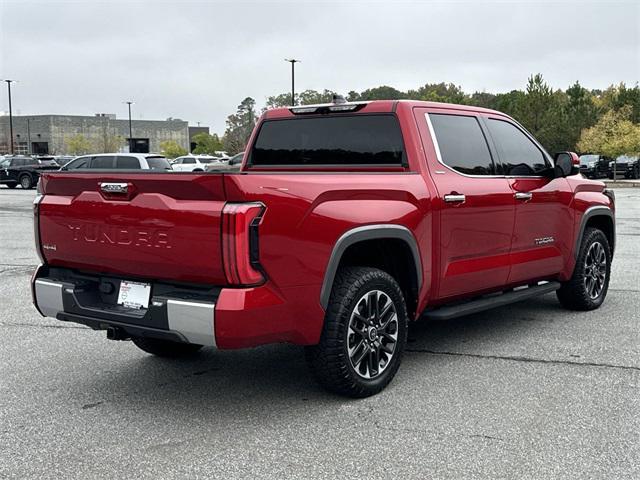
top-left (222, 202), bottom-right (265, 286)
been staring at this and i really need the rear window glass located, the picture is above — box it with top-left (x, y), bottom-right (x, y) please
top-left (116, 156), bottom-right (141, 169)
top-left (250, 115), bottom-right (406, 166)
top-left (146, 156), bottom-right (171, 170)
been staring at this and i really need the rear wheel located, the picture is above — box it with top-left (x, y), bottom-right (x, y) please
top-left (19, 175), bottom-right (33, 189)
top-left (557, 227), bottom-right (611, 311)
top-left (305, 267), bottom-right (408, 398)
top-left (131, 336), bottom-right (202, 357)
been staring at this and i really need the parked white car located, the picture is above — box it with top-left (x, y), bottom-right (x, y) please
top-left (61, 153), bottom-right (172, 171)
top-left (171, 155), bottom-right (222, 172)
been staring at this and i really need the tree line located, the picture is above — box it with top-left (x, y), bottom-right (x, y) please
top-left (190, 74), bottom-right (638, 159)
top-left (67, 74), bottom-right (636, 159)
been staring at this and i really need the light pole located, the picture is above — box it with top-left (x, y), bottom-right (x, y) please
top-left (27, 118), bottom-right (31, 155)
top-left (2, 79), bottom-right (15, 154)
top-left (125, 101), bottom-right (134, 152)
top-left (284, 59), bottom-right (300, 106)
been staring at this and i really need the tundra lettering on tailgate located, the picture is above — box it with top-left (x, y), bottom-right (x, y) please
top-left (67, 223), bottom-right (172, 249)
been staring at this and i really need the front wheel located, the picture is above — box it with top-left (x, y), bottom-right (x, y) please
top-left (305, 267), bottom-right (408, 398)
top-left (557, 227), bottom-right (611, 310)
top-left (5, 182), bottom-right (18, 189)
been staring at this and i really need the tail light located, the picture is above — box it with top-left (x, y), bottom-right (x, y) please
top-left (222, 202), bottom-right (265, 286)
top-left (33, 184), bottom-right (46, 264)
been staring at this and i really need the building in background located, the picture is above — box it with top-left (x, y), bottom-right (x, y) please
top-left (0, 114), bottom-right (192, 155)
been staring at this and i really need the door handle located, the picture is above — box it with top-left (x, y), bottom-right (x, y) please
top-left (444, 194), bottom-right (466, 203)
top-left (515, 192), bottom-right (533, 201)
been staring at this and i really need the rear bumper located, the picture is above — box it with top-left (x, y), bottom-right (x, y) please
top-left (32, 265), bottom-right (326, 349)
top-left (33, 266), bottom-right (217, 346)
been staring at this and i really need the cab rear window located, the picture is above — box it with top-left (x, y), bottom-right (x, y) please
top-left (250, 115), bottom-right (406, 166)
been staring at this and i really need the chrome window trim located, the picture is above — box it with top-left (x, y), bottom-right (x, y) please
top-left (425, 112), bottom-right (548, 180)
top-left (425, 112), bottom-right (503, 179)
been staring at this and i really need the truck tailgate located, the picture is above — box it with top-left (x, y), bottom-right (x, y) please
top-left (38, 173), bottom-right (228, 284)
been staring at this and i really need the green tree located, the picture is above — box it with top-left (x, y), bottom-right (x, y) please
top-left (577, 106), bottom-right (640, 157)
top-left (160, 140), bottom-right (187, 159)
top-left (265, 92), bottom-right (294, 109)
top-left (192, 132), bottom-right (224, 155)
top-left (354, 86), bottom-right (405, 101)
top-left (223, 97), bottom-right (257, 154)
top-left (265, 89), bottom-right (339, 108)
top-left (298, 89), bottom-right (337, 105)
top-left (564, 81), bottom-right (601, 150)
top-left (407, 82), bottom-right (467, 103)
top-left (597, 83), bottom-right (640, 123)
top-left (512, 74), bottom-right (568, 153)
top-left (65, 134), bottom-right (92, 155)
top-left (469, 91), bottom-right (498, 109)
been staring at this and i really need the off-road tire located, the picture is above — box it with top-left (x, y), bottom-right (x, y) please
top-left (131, 336), bottom-right (202, 357)
top-left (556, 227), bottom-right (611, 311)
top-left (305, 267), bottom-right (408, 398)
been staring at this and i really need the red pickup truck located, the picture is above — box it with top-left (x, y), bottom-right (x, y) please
top-left (32, 99), bottom-right (615, 397)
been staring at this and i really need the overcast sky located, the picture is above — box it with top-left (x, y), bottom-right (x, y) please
top-left (1, 0), bottom-right (638, 134)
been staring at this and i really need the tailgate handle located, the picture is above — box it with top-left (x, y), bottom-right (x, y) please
top-left (100, 182), bottom-right (128, 194)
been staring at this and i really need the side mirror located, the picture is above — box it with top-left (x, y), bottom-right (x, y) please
top-left (554, 152), bottom-right (580, 177)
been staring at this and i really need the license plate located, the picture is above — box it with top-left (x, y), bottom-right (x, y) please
top-left (117, 280), bottom-right (151, 309)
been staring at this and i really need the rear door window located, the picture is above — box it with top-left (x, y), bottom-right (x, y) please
top-left (183, 158), bottom-right (196, 164)
top-left (250, 115), bottom-right (406, 166)
top-left (90, 156), bottom-right (115, 169)
top-left (428, 113), bottom-right (495, 175)
top-left (116, 156), bottom-right (141, 169)
top-left (486, 119), bottom-right (549, 176)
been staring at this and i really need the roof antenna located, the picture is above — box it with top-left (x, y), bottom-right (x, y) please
top-left (332, 94), bottom-right (347, 104)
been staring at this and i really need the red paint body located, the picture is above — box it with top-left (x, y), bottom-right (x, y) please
top-left (35, 101), bottom-right (614, 349)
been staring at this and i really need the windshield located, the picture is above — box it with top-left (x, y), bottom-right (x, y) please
top-left (615, 155), bottom-right (638, 163)
top-left (0, 159), bottom-right (9, 168)
top-left (579, 155), bottom-right (599, 165)
top-left (146, 156), bottom-right (171, 170)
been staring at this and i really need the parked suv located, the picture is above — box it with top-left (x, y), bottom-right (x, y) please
top-left (579, 154), bottom-right (611, 179)
top-left (171, 155), bottom-right (222, 172)
top-left (608, 155), bottom-right (639, 179)
top-left (61, 153), bottom-right (171, 171)
top-left (32, 99), bottom-right (615, 397)
top-left (0, 155), bottom-right (59, 189)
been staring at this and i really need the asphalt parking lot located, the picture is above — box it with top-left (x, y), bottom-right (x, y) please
top-left (1, 187), bottom-right (638, 479)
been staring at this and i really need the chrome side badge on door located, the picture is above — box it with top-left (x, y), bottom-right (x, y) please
top-left (535, 236), bottom-right (555, 246)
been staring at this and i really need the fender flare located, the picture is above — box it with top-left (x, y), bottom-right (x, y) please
top-left (575, 206), bottom-right (615, 258)
top-left (319, 224), bottom-right (423, 309)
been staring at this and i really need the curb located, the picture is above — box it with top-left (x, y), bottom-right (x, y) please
top-left (603, 181), bottom-right (640, 188)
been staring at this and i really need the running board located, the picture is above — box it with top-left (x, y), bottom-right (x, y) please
top-left (423, 282), bottom-right (561, 321)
